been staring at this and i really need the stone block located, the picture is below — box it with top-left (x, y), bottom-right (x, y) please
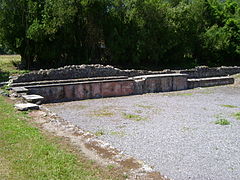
top-left (12, 87), bottom-right (28, 93)
top-left (102, 82), bottom-right (122, 97)
top-left (160, 77), bottom-right (173, 92)
top-left (74, 84), bottom-right (85, 99)
top-left (187, 77), bottom-right (234, 89)
top-left (64, 85), bottom-right (75, 99)
top-left (82, 84), bottom-right (92, 99)
top-left (91, 83), bottom-right (102, 98)
top-left (15, 103), bottom-right (39, 111)
top-left (74, 84), bottom-right (92, 99)
top-left (144, 79), bottom-right (161, 93)
top-left (133, 79), bottom-right (144, 95)
top-left (121, 81), bottom-right (135, 95)
top-left (29, 86), bottom-right (64, 102)
top-left (22, 94), bottom-right (44, 104)
top-left (172, 76), bottom-right (187, 91)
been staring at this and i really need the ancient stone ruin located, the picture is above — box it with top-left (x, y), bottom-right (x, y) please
top-left (10, 64), bottom-right (238, 107)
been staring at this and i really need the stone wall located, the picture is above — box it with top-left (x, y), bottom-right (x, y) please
top-left (11, 64), bottom-right (160, 83)
top-left (179, 66), bottom-right (240, 78)
top-left (11, 64), bottom-right (240, 83)
top-left (26, 74), bottom-right (188, 103)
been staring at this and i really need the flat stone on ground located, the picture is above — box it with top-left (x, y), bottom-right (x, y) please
top-left (22, 94), bottom-right (44, 103)
top-left (11, 87), bottom-right (28, 93)
top-left (15, 103), bottom-right (39, 111)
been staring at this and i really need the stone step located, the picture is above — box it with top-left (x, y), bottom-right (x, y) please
top-left (188, 76), bottom-right (234, 89)
top-left (15, 103), bottom-right (39, 111)
top-left (22, 94), bottom-right (44, 104)
top-left (11, 76), bottom-right (128, 87)
top-left (11, 87), bottom-right (29, 93)
top-left (0, 82), bottom-right (8, 87)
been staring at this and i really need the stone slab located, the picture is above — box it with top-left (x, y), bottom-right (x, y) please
top-left (22, 94), bottom-right (44, 103)
top-left (0, 82), bottom-right (8, 87)
top-left (11, 87), bottom-right (28, 93)
top-left (15, 103), bottom-right (39, 111)
top-left (188, 77), bottom-right (234, 89)
top-left (134, 73), bottom-right (188, 80)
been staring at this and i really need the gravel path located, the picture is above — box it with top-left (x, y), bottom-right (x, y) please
top-left (45, 84), bottom-right (240, 180)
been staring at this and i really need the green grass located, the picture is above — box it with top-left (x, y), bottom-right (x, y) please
top-left (0, 55), bottom-right (29, 82)
top-left (94, 130), bottom-right (106, 136)
top-left (109, 131), bottom-right (126, 137)
top-left (221, 105), bottom-right (239, 108)
top-left (90, 108), bottom-right (114, 117)
top-left (167, 92), bottom-right (193, 96)
top-left (0, 96), bottom-right (123, 179)
top-left (122, 113), bottom-right (146, 121)
top-left (136, 104), bottom-right (154, 109)
top-left (232, 112), bottom-right (240, 120)
top-left (215, 119), bottom-right (231, 125)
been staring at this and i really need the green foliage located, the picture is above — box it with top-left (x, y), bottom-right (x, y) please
top-left (122, 113), bottom-right (146, 121)
top-left (232, 112), bottom-right (240, 120)
top-left (215, 119), bottom-right (231, 125)
top-left (0, 0), bottom-right (240, 69)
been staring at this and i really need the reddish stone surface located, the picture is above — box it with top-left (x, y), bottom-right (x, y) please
top-left (121, 81), bottom-right (135, 95)
top-left (64, 85), bottom-right (74, 99)
top-left (102, 82), bottom-right (122, 97)
top-left (74, 85), bottom-right (84, 99)
top-left (91, 83), bottom-right (102, 98)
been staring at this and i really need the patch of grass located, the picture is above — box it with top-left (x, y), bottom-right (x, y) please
top-left (94, 130), bottom-right (106, 136)
top-left (107, 164), bottom-right (115, 170)
top-left (233, 73), bottom-right (240, 79)
top-left (232, 112), bottom-right (240, 120)
top-left (90, 109), bottom-right (114, 117)
top-left (221, 104), bottom-right (239, 108)
top-left (167, 92), bottom-right (193, 96)
top-left (0, 96), bottom-right (124, 179)
top-left (122, 113), bottom-right (146, 121)
top-left (109, 131), bottom-right (126, 137)
top-left (136, 104), bottom-right (154, 109)
top-left (116, 125), bottom-right (126, 129)
top-left (215, 119), bottom-right (231, 125)
top-left (0, 55), bottom-right (29, 82)
top-left (0, 84), bottom-right (10, 94)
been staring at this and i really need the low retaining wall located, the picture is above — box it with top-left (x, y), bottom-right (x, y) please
top-left (179, 66), bottom-right (240, 78)
top-left (188, 77), bottom-right (234, 89)
top-left (26, 74), bottom-right (188, 102)
top-left (11, 64), bottom-right (240, 83)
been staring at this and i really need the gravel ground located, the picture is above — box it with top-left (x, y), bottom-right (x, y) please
top-left (45, 83), bottom-right (240, 180)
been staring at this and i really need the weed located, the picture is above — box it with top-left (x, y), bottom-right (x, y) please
top-left (167, 92), bottom-right (193, 96)
top-left (122, 113), bottom-right (146, 121)
top-left (136, 104), bottom-right (154, 109)
top-left (215, 119), bottom-right (230, 125)
top-left (116, 125), bottom-right (126, 129)
top-left (88, 160), bottom-right (95, 165)
top-left (110, 131), bottom-right (126, 137)
top-left (221, 105), bottom-right (239, 108)
top-left (232, 112), bottom-right (240, 120)
top-left (90, 109), bottom-right (114, 117)
top-left (94, 130), bottom-right (105, 136)
top-left (107, 164), bottom-right (115, 170)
